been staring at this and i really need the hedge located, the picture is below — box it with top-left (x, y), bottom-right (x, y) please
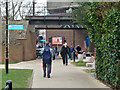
top-left (87, 3), bottom-right (120, 89)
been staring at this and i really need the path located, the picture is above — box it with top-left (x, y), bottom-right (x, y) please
top-left (0, 59), bottom-right (109, 88)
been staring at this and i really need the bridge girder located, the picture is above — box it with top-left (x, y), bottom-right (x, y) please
top-left (25, 16), bottom-right (86, 29)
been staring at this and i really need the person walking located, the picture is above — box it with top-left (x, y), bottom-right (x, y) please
top-left (60, 43), bottom-right (69, 65)
top-left (41, 41), bottom-right (53, 78)
top-left (69, 44), bottom-right (74, 60)
top-left (76, 45), bottom-right (81, 52)
top-left (76, 45), bottom-right (83, 61)
top-left (53, 47), bottom-right (56, 60)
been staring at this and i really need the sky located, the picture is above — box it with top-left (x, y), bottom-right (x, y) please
top-left (0, 0), bottom-right (47, 20)
top-left (1, 0), bottom-right (47, 4)
top-left (24, 0), bottom-right (47, 3)
top-left (35, 0), bottom-right (47, 6)
top-left (36, 0), bottom-right (47, 3)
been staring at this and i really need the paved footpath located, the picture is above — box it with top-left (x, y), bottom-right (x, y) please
top-left (0, 59), bottom-right (109, 88)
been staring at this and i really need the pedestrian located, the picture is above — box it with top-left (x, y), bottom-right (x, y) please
top-left (76, 45), bottom-right (83, 61)
top-left (75, 45), bottom-right (81, 59)
top-left (69, 44), bottom-right (74, 60)
top-left (60, 42), bottom-right (69, 65)
top-left (41, 41), bottom-right (53, 78)
top-left (76, 45), bottom-right (81, 53)
top-left (53, 47), bottom-right (56, 60)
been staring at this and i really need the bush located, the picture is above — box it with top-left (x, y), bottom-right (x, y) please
top-left (87, 3), bottom-right (120, 89)
top-left (72, 2), bottom-right (120, 89)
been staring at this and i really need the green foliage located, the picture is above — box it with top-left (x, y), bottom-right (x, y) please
top-left (72, 2), bottom-right (120, 89)
top-left (72, 3), bottom-right (89, 25)
top-left (88, 3), bottom-right (120, 89)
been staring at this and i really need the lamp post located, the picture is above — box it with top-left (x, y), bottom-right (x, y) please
top-left (33, 0), bottom-right (35, 16)
top-left (57, 37), bottom-right (59, 51)
top-left (73, 25), bottom-right (75, 62)
top-left (6, 0), bottom-right (9, 74)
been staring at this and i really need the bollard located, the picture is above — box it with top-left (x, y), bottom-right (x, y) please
top-left (4, 80), bottom-right (12, 90)
top-left (78, 51), bottom-right (83, 61)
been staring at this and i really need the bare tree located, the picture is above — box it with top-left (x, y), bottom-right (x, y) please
top-left (1, 0), bottom-right (33, 20)
top-left (0, 0), bottom-right (47, 20)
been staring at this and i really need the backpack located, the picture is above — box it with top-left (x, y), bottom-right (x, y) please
top-left (43, 46), bottom-right (52, 63)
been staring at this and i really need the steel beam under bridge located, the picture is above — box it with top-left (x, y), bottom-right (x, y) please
top-left (25, 16), bottom-right (86, 30)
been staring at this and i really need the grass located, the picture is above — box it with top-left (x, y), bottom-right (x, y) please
top-left (74, 61), bottom-right (86, 66)
top-left (72, 61), bottom-right (95, 73)
top-left (0, 62), bottom-right (19, 64)
top-left (84, 69), bottom-right (95, 73)
top-left (1, 69), bottom-right (33, 89)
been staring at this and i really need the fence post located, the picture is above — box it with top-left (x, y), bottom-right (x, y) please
top-left (5, 80), bottom-right (12, 90)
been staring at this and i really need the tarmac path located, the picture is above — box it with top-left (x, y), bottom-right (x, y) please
top-left (0, 59), bottom-right (109, 88)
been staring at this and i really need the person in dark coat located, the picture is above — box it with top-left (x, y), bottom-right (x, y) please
top-left (76, 45), bottom-right (81, 53)
top-left (75, 45), bottom-right (82, 59)
top-left (60, 43), bottom-right (69, 65)
top-left (41, 42), bottom-right (53, 78)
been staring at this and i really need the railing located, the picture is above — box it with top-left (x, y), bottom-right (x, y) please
top-left (4, 80), bottom-right (12, 90)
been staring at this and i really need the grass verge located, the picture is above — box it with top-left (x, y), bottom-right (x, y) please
top-left (72, 61), bottom-right (86, 66)
top-left (0, 62), bottom-right (19, 64)
top-left (1, 69), bottom-right (33, 88)
top-left (83, 69), bottom-right (95, 73)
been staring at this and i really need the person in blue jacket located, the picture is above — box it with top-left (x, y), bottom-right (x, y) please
top-left (69, 44), bottom-right (74, 60)
top-left (41, 41), bottom-right (53, 78)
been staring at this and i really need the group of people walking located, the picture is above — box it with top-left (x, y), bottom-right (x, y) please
top-left (41, 41), bottom-right (82, 78)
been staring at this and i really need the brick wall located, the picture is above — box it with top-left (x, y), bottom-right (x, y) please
top-left (16, 25), bottom-right (37, 61)
top-left (46, 29), bottom-right (73, 46)
top-left (75, 30), bottom-right (88, 51)
top-left (2, 45), bottom-right (23, 62)
top-left (22, 31), bottom-right (36, 61)
top-left (1, 24), bottom-right (37, 63)
top-left (46, 29), bottom-right (94, 51)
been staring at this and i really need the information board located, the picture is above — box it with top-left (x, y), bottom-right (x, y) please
top-left (52, 37), bottom-right (63, 45)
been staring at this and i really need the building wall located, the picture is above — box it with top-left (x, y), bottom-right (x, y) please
top-left (46, 29), bottom-right (73, 46)
top-left (2, 23), bottom-right (37, 62)
top-left (46, 29), bottom-right (94, 51)
top-left (75, 30), bottom-right (88, 51)
top-left (2, 45), bottom-right (23, 62)
top-left (21, 26), bottom-right (36, 61)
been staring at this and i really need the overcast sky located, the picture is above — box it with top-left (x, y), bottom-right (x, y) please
top-left (1, 0), bottom-right (47, 4)
top-left (36, 0), bottom-right (47, 3)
